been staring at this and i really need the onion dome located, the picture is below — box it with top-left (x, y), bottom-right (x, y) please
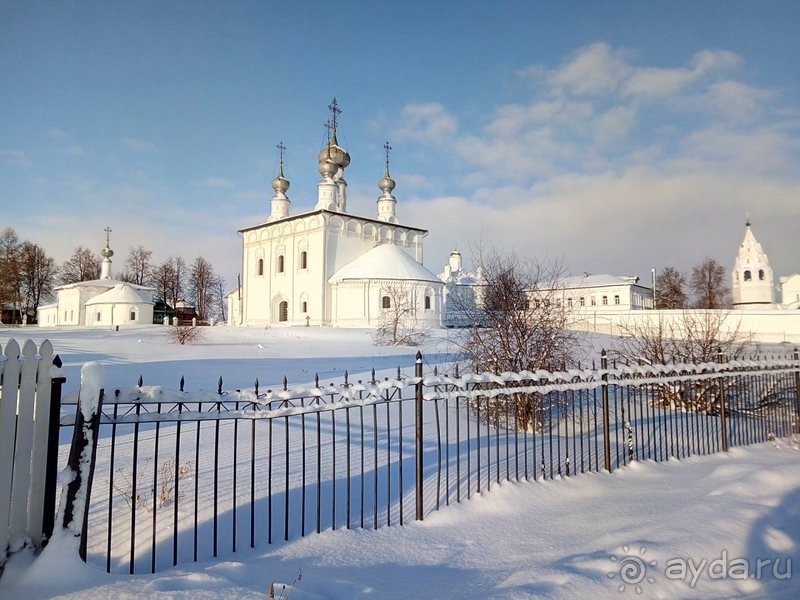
top-left (317, 131), bottom-right (351, 169)
top-left (318, 144), bottom-right (338, 178)
top-left (271, 163), bottom-right (290, 194)
top-left (379, 162), bottom-right (396, 193)
top-left (101, 245), bottom-right (114, 259)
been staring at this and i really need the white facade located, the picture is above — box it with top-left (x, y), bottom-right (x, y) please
top-left (780, 274), bottom-right (800, 309)
top-left (732, 221), bottom-right (775, 309)
top-left (556, 274), bottom-right (654, 311)
top-left (37, 240), bottom-right (155, 327)
top-left (231, 116), bottom-right (443, 328)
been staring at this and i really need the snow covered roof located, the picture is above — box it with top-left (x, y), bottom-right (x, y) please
top-left (329, 243), bottom-right (442, 285)
top-left (85, 283), bottom-right (152, 306)
top-left (54, 278), bottom-right (156, 292)
top-left (239, 209), bottom-right (427, 234)
top-left (558, 274), bottom-right (647, 290)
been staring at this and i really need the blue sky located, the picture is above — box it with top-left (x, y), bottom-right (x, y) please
top-left (2, 1), bottom-right (799, 287)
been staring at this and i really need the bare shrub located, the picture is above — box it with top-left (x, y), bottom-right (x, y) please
top-left (372, 281), bottom-right (430, 347)
top-left (112, 457), bottom-right (193, 512)
top-left (165, 323), bottom-right (205, 345)
top-left (613, 310), bottom-right (754, 411)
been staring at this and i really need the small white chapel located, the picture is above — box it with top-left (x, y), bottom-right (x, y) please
top-left (38, 231), bottom-right (155, 327)
top-left (227, 100), bottom-right (444, 328)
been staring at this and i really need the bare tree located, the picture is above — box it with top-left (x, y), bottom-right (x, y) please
top-left (372, 281), bottom-right (430, 346)
top-left (19, 241), bottom-right (57, 321)
top-left (152, 259), bottom-right (175, 305)
top-left (655, 266), bottom-right (688, 309)
top-left (449, 244), bottom-right (586, 431)
top-left (170, 256), bottom-right (187, 307)
top-left (188, 256), bottom-right (216, 322)
top-left (214, 274), bottom-right (227, 324)
top-left (0, 227), bottom-right (22, 322)
top-left (61, 246), bottom-right (101, 284)
top-left (690, 258), bottom-right (730, 309)
top-left (121, 245), bottom-right (154, 286)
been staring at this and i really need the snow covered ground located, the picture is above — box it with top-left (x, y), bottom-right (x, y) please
top-left (1, 325), bottom-right (799, 599)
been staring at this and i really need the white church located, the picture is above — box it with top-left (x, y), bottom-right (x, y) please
top-left (227, 102), bottom-right (443, 328)
top-left (37, 233), bottom-right (155, 327)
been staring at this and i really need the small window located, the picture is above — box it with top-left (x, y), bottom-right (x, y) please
top-left (130, 311), bottom-right (136, 321)
top-left (759, 269), bottom-right (764, 281)
top-left (590, 296), bottom-right (596, 306)
top-left (743, 270), bottom-right (751, 281)
top-left (96, 311), bottom-right (101, 322)
top-left (567, 298), bottom-right (573, 308)
top-left (257, 258), bottom-right (264, 276)
top-left (279, 301), bottom-right (288, 322)
top-left (425, 296), bottom-right (431, 310)
top-left (614, 295), bottom-right (620, 305)
top-left (64, 311), bottom-right (67, 321)
top-left (602, 296), bottom-right (608, 305)
top-left (277, 255), bottom-right (284, 273)
top-left (300, 251), bottom-right (307, 270)
top-left (579, 297), bottom-right (585, 307)
top-left (70, 310), bottom-right (73, 320)
top-left (382, 296), bottom-right (391, 309)
top-left (301, 301), bottom-right (307, 313)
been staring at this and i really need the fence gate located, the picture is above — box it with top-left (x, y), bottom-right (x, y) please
top-left (0, 339), bottom-right (64, 569)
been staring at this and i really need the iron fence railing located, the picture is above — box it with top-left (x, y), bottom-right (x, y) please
top-left (60, 350), bottom-right (800, 575)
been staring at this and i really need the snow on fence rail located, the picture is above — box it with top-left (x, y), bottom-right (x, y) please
top-left (59, 349), bottom-right (800, 575)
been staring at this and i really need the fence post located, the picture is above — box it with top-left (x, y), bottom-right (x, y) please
top-left (794, 348), bottom-right (800, 435)
top-left (717, 348), bottom-right (729, 452)
top-left (415, 351), bottom-right (424, 521)
top-left (61, 363), bottom-right (105, 562)
top-left (601, 350), bottom-right (612, 472)
top-left (42, 355), bottom-right (66, 546)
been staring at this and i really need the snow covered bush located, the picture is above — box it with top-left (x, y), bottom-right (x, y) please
top-left (371, 282), bottom-right (430, 347)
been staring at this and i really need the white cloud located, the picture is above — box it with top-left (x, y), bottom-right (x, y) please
top-left (48, 127), bottom-right (70, 139)
top-left (547, 42), bottom-right (633, 97)
top-left (392, 102), bottom-right (458, 144)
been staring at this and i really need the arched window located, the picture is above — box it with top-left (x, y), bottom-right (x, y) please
top-left (279, 301), bottom-right (288, 322)
top-left (300, 251), bottom-right (307, 270)
top-left (257, 258), bottom-right (264, 276)
top-left (277, 255), bottom-right (285, 273)
top-left (759, 269), bottom-right (764, 281)
top-left (96, 311), bottom-right (101, 322)
top-left (301, 301), bottom-right (307, 313)
top-left (130, 310), bottom-right (136, 321)
top-left (743, 270), bottom-right (752, 281)
top-left (382, 296), bottom-right (391, 309)
top-left (424, 295), bottom-right (431, 310)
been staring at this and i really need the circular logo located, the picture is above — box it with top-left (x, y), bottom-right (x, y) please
top-left (609, 545), bottom-right (657, 594)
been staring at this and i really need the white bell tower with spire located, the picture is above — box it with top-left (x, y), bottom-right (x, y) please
top-left (376, 141), bottom-right (399, 224)
top-left (732, 217), bottom-right (775, 308)
top-left (100, 226), bottom-right (114, 279)
top-left (268, 141), bottom-right (291, 222)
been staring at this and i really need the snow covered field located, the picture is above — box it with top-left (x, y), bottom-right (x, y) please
top-left (1, 325), bottom-right (799, 599)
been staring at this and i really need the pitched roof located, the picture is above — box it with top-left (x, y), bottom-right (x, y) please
top-left (85, 283), bottom-right (151, 305)
top-left (54, 278), bottom-right (155, 292)
top-left (329, 243), bottom-right (442, 285)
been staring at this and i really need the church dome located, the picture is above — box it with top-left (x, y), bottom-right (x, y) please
top-left (318, 144), bottom-right (350, 169)
top-left (271, 164), bottom-right (290, 194)
top-left (379, 164), bottom-right (396, 193)
top-left (101, 245), bottom-right (114, 259)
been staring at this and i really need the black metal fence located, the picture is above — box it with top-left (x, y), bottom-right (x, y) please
top-left (62, 350), bottom-right (800, 575)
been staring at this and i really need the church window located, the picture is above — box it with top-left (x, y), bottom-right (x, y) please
top-left (277, 255), bottom-right (285, 273)
top-left (279, 301), bottom-right (288, 322)
top-left (602, 296), bottom-right (608, 305)
top-left (64, 311), bottom-right (67, 321)
top-left (257, 258), bottom-right (264, 276)
top-left (579, 297), bottom-right (585, 307)
top-left (425, 296), bottom-right (431, 310)
top-left (567, 298), bottom-right (573, 308)
top-left (301, 301), bottom-right (307, 313)
top-left (614, 295), bottom-right (620, 305)
top-left (96, 311), bottom-right (101, 322)
top-left (759, 269), bottom-right (764, 281)
top-left (130, 311), bottom-right (136, 321)
top-left (300, 251), bottom-right (307, 270)
top-left (70, 310), bottom-right (73, 321)
top-left (382, 296), bottom-right (391, 309)
top-left (743, 270), bottom-right (751, 281)
top-left (590, 296), bottom-right (596, 306)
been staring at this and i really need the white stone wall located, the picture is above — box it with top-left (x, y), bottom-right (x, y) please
top-left (572, 309), bottom-right (800, 344)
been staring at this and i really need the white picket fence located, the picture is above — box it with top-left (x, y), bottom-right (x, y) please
top-left (0, 339), bottom-right (60, 565)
